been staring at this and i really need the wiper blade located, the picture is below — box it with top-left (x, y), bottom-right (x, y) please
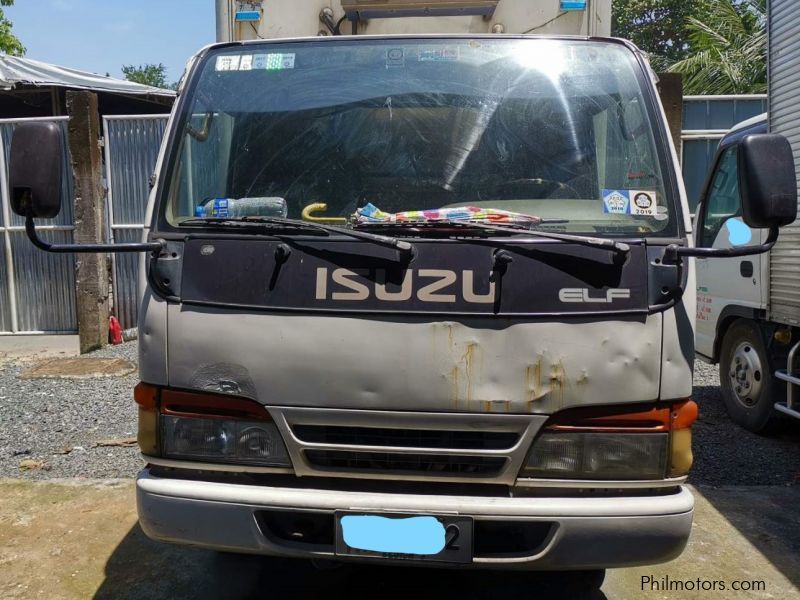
top-left (354, 219), bottom-right (629, 254)
top-left (459, 221), bottom-right (631, 254)
top-left (179, 216), bottom-right (329, 233)
top-left (178, 216), bottom-right (414, 254)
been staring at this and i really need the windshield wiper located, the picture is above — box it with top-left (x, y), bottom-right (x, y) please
top-left (354, 220), bottom-right (629, 254)
top-left (458, 221), bottom-right (631, 254)
top-left (178, 216), bottom-right (415, 254)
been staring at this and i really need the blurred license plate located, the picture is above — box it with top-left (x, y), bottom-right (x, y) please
top-left (335, 512), bottom-right (472, 563)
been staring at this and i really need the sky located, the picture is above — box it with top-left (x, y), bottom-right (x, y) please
top-left (4, 0), bottom-right (216, 84)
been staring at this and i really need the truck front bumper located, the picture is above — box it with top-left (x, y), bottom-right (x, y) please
top-left (136, 469), bottom-right (693, 570)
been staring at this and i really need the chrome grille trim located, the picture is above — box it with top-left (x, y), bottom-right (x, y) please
top-left (270, 407), bottom-right (548, 485)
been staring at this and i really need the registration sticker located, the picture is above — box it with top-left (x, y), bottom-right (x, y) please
top-left (386, 48), bottom-right (405, 68)
top-left (238, 55), bottom-right (253, 71)
top-left (602, 189), bottom-right (659, 216)
top-left (602, 189), bottom-right (630, 214)
top-left (215, 55), bottom-right (241, 71)
top-left (419, 47), bottom-right (460, 62)
top-left (630, 190), bottom-right (658, 216)
top-left (252, 53), bottom-right (296, 70)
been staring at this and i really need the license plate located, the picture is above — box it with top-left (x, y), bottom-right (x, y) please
top-left (335, 511), bottom-right (472, 564)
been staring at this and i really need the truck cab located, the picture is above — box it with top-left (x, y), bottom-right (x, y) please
top-left (694, 115), bottom-right (780, 431)
top-left (7, 33), bottom-right (796, 573)
top-left (692, 0), bottom-right (800, 434)
top-left (694, 112), bottom-right (800, 433)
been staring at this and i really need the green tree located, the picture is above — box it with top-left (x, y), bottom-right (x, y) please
top-left (612, 0), bottom-right (711, 68)
top-left (121, 63), bottom-right (169, 88)
top-left (668, 0), bottom-right (766, 95)
top-left (0, 0), bottom-right (25, 57)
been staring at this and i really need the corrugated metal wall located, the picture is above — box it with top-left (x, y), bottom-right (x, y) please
top-left (681, 95), bottom-right (768, 212)
top-left (0, 117), bottom-right (77, 334)
top-left (768, 0), bottom-right (800, 326)
top-left (0, 100), bottom-right (767, 335)
top-left (104, 115), bottom-right (169, 332)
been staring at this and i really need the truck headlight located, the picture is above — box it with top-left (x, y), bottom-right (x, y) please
top-left (520, 401), bottom-right (698, 481)
top-left (522, 432), bottom-right (668, 479)
top-left (133, 384), bottom-right (291, 468)
top-left (162, 416), bottom-right (290, 466)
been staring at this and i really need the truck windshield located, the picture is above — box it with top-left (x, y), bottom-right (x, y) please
top-left (164, 38), bottom-right (674, 236)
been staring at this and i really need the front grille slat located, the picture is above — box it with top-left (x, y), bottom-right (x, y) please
top-left (304, 450), bottom-right (507, 476)
top-left (292, 425), bottom-right (518, 450)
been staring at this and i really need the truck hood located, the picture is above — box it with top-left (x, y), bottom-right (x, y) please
top-left (166, 306), bottom-right (662, 414)
top-left (160, 236), bottom-right (664, 413)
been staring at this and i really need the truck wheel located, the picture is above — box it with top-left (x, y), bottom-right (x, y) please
top-left (719, 320), bottom-right (779, 433)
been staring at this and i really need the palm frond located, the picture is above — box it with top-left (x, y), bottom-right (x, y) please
top-left (666, 0), bottom-right (765, 95)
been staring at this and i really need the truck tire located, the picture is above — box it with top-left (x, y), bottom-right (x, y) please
top-left (719, 320), bottom-right (779, 433)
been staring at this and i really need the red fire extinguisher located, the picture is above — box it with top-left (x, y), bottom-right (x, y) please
top-left (109, 316), bottom-right (123, 345)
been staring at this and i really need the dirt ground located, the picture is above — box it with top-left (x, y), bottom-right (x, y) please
top-left (1, 480), bottom-right (798, 600)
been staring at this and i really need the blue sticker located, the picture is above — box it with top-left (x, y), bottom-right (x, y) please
top-left (726, 219), bottom-right (752, 246)
top-left (341, 515), bottom-right (446, 555)
top-left (602, 189), bottom-right (630, 214)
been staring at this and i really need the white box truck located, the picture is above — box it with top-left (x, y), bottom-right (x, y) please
top-left (7, 0), bottom-right (797, 580)
top-left (216, 0), bottom-right (612, 41)
top-left (694, 0), bottom-right (800, 433)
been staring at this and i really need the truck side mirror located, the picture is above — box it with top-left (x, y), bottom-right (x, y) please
top-left (11, 121), bottom-right (163, 255)
top-left (667, 133), bottom-right (797, 266)
top-left (738, 134), bottom-right (797, 229)
top-left (9, 122), bottom-right (64, 219)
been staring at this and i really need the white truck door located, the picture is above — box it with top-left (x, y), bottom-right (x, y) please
top-left (695, 145), bottom-right (765, 359)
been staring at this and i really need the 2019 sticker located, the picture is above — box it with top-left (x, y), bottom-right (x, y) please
top-left (603, 189), bottom-right (658, 216)
top-left (630, 191), bottom-right (657, 216)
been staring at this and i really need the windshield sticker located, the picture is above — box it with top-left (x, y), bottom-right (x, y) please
top-left (602, 190), bottom-right (630, 214)
top-left (602, 189), bottom-right (659, 216)
top-left (238, 55), bottom-right (253, 71)
top-left (726, 219), bottom-right (753, 246)
top-left (215, 55), bottom-right (241, 71)
top-left (630, 190), bottom-right (657, 216)
top-left (418, 47), bottom-right (460, 62)
top-left (251, 53), bottom-right (295, 71)
top-left (386, 48), bottom-right (405, 68)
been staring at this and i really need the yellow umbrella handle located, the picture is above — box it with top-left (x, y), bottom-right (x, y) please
top-left (301, 202), bottom-right (347, 223)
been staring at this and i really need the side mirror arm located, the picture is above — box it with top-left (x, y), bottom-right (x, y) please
top-left (663, 226), bottom-right (778, 265)
top-left (25, 216), bottom-right (165, 254)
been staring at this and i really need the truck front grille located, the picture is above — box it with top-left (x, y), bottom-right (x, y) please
top-left (271, 407), bottom-right (546, 484)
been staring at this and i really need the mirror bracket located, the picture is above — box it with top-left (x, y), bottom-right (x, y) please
top-left (664, 226), bottom-right (779, 265)
top-left (25, 217), bottom-right (165, 254)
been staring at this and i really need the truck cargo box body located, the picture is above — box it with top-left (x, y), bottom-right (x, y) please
top-left (768, 0), bottom-right (800, 326)
top-left (217, 0), bottom-right (611, 41)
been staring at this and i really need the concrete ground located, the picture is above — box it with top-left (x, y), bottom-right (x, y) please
top-left (0, 335), bottom-right (79, 363)
top-left (1, 480), bottom-right (798, 600)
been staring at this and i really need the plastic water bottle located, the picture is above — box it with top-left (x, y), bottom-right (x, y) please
top-left (196, 197), bottom-right (287, 218)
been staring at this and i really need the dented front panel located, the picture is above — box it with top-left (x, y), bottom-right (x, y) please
top-left (166, 305), bottom-right (662, 414)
